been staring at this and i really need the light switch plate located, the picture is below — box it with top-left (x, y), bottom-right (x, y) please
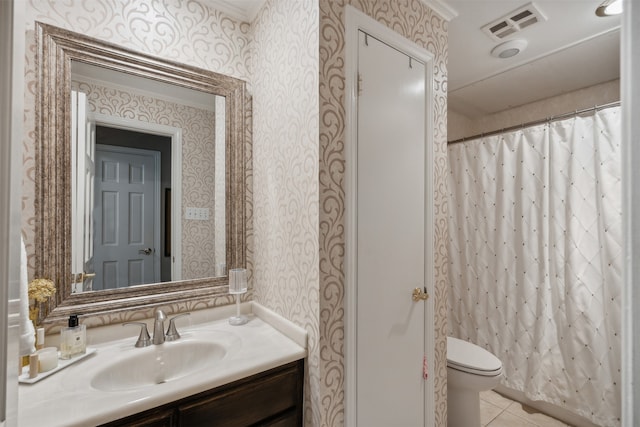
top-left (185, 207), bottom-right (210, 220)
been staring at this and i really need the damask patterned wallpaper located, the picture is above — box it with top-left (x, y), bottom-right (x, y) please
top-left (22, 1), bottom-right (450, 425)
top-left (318, 1), bottom-right (449, 425)
top-left (76, 80), bottom-right (221, 280)
top-left (250, 0), bottom-right (321, 424)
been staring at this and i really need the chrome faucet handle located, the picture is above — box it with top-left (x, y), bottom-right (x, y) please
top-left (152, 309), bottom-right (167, 345)
top-left (123, 322), bottom-right (151, 347)
top-left (165, 313), bottom-right (191, 342)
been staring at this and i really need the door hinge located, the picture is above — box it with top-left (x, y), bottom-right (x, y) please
top-left (357, 72), bottom-right (363, 96)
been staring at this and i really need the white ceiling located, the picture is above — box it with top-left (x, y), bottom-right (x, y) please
top-left (443, 0), bottom-right (621, 118)
top-left (199, 0), bottom-right (620, 120)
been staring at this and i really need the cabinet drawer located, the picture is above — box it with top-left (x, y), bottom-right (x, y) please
top-left (178, 364), bottom-right (301, 426)
top-left (100, 408), bottom-right (175, 427)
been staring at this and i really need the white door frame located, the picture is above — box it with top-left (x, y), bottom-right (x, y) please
top-left (1, 0), bottom-right (24, 424)
top-left (88, 113), bottom-right (183, 281)
top-left (344, 6), bottom-right (435, 426)
top-left (70, 90), bottom-right (89, 291)
top-left (621, 1), bottom-right (640, 425)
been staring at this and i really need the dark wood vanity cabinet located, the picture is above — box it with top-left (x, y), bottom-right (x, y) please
top-left (100, 360), bottom-right (304, 427)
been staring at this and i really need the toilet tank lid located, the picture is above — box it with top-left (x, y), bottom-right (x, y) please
top-left (447, 337), bottom-right (502, 372)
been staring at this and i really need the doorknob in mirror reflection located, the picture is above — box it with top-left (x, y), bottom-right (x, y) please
top-left (71, 272), bottom-right (96, 295)
top-left (73, 272), bottom-right (95, 283)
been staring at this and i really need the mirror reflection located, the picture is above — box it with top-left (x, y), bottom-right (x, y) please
top-left (35, 22), bottom-right (248, 322)
top-left (70, 62), bottom-right (227, 292)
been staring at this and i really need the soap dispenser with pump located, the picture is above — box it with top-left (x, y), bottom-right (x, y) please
top-left (59, 314), bottom-right (86, 359)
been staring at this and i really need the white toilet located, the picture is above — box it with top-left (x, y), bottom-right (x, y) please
top-left (447, 337), bottom-right (503, 427)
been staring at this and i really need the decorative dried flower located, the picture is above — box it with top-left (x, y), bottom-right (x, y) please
top-left (28, 278), bottom-right (56, 303)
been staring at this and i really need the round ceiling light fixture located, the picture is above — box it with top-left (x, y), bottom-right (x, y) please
top-left (595, 0), bottom-right (622, 16)
top-left (491, 39), bottom-right (528, 59)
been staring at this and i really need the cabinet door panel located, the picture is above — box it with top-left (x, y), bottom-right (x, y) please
top-left (178, 366), bottom-right (299, 426)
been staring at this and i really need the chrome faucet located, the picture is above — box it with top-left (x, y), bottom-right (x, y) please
top-left (153, 309), bottom-right (167, 345)
top-left (125, 309), bottom-right (190, 347)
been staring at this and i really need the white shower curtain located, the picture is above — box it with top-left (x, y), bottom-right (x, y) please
top-left (447, 106), bottom-right (621, 426)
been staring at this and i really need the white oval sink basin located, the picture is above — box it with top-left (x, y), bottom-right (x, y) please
top-left (91, 340), bottom-right (226, 392)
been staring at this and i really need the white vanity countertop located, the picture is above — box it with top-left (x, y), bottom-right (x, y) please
top-left (18, 303), bottom-right (307, 427)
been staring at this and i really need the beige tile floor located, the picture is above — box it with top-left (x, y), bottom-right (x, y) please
top-left (480, 390), bottom-right (572, 427)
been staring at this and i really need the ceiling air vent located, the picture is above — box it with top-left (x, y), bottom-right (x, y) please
top-left (481, 2), bottom-right (547, 42)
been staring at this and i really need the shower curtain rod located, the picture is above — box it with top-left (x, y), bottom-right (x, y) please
top-left (447, 101), bottom-right (621, 145)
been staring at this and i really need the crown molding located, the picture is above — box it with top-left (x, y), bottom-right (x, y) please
top-left (198, 0), bottom-right (266, 23)
top-left (421, 0), bottom-right (458, 22)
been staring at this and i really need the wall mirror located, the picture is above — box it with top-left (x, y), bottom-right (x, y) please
top-left (35, 23), bottom-right (248, 322)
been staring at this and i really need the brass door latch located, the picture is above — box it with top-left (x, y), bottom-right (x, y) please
top-left (412, 287), bottom-right (429, 302)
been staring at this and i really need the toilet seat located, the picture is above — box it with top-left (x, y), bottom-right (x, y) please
top-left (447, 337), bottom-right (502, 377)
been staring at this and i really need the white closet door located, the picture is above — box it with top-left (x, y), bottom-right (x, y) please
top-left (356, 30), bottom-right (427, 427)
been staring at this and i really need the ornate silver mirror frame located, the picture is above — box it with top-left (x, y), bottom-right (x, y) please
top-left (34, 22), bottom-right (248, 323)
